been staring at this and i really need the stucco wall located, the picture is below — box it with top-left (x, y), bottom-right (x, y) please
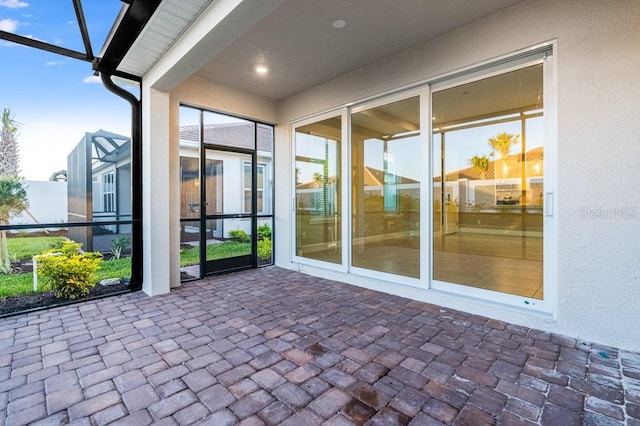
top-left (275, 0), bottom-right (640, 351)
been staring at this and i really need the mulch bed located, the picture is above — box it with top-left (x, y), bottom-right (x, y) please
top-left (0, 283), bottom-right (131, 316)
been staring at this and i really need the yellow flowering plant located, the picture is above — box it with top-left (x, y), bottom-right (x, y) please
top-left (37, 240), bottom-right (102, 299)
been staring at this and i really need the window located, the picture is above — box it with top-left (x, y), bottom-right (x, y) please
top-left (102, 172), bottom-right (116, 213)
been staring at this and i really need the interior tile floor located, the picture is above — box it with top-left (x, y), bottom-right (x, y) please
top-left (1, 267), bottom-right (638, 425)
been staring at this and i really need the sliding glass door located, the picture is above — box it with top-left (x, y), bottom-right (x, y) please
top-left (291, 50), bottom-right (552, 310)
top-left (431, 63), bottom-right (545, 299)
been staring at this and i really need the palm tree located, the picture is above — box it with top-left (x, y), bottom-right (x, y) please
top-left (0, 108), bottom-right (28, 273)
top-left (469, 154), bottom-right (491, 180)
top-left (488, 132), bottom-right (520, 158)
top-left (488, 132), bottom-right (520, 178)
top-left (0, 108), bottom-right (21, 176)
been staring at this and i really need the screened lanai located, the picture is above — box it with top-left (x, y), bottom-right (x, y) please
top-left (0, 0), bottom-right (153, 309)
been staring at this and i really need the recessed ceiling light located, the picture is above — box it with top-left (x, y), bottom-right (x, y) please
top-left (332, 19), bottom-right (346, 29)
top-left (255, 65), bottom-right (269, 74)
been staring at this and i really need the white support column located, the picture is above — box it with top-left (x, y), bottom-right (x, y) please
top-left (141, 86), bottom-right (175, 296)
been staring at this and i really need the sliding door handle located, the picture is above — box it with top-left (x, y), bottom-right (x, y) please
top-left (545, 192), bottom-right (553, 217)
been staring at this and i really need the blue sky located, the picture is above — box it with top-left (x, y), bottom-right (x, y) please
top-left (0, 0), bottom-right (132, 180)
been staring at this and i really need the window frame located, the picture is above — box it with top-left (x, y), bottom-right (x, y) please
top-left (102, 171), bottom-right (116, 213)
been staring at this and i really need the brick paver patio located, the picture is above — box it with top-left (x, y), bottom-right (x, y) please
top-left (1, 267), bottom-right (639, 425)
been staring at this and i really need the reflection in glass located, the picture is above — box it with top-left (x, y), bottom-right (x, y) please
top-left (432, 64), bottom-right (544, 298)
top-left (295, 116), bottom-right (342, 264)
top-left (351, 97), bottom-right (420, 278)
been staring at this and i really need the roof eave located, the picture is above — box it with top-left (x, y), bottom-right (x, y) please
top-left (95, 0), bottom-right (164, 81)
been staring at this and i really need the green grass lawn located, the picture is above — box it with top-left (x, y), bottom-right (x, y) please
top-left (0, 272), bottom-right (34, 297)
top-left (1, 236), bottom-right (251, 298)
top-left (6, 236), bottom-right (66, 260)
top-left (96, 257), bottom-right (131, 282)
top-left (180, 241), bottom-right (251, 266)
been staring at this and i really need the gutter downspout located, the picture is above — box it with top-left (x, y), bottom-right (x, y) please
top-left (100, 73), bottom-right (143, 291)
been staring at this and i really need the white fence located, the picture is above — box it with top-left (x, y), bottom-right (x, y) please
top-left (8, 180), bottom-right (67, 228)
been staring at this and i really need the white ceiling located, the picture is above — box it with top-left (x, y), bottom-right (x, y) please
top-left (192, 0), bottom-right (526, 101)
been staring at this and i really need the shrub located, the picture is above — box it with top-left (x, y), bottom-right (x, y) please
top-left (257, 237), bottom-right (272, 261)
top-left (109, 235), bottom-right (131, 259)
top-left (228, 229), bottom-right (250, 243)
top-left (258, 223), bottom-right (272, 240)
top-left (36, 240), bottom-right (102, 299)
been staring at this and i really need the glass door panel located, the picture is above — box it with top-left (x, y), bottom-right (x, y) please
top-left (432, 64), bottom-right (544, 299)
top-left (179, 106), bottom-right (202, 280)
top-left (204, 149), bottom-right (254, 274)
top-left (294, 116), bottom-right (342, 264)
top-left (351, 97), bottom-right (421, 278)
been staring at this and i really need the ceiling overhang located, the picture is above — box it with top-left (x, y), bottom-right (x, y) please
top-left (100, 0), bottom-right (528, 100)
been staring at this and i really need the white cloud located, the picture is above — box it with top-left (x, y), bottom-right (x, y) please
top-left (83, 75), bottom-right (101, 84)
top-left (0, 0), bottom-right (29, 8)
top-left (46, 60), bottom-right (65, 66)
top-left (0, 18), bottom-right (19, 32)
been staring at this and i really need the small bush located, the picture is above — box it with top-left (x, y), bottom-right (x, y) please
top-left (228, 229), bottom-right (250, 243)
top-left (257, 237), bottom-right (272, 261)
top-left (258, 223), bottom-right (272, 240)
top-left (109, 235), bottom-right (131, 259)
top-left (36, 240), bottom-right (102, 300)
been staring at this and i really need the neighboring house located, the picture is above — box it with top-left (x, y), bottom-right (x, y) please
top-left (67, 130), bottom-right (131, 252)
top-left (178, 121), bottom-right (273, 241)
top-left (82, 1), bottom-right (638, 352)
top-left (66, 125), bottom-right (273, 250)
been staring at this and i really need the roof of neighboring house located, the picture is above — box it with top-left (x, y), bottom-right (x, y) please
top-left (49, 170), bottom-right (68, 182)
top-left (179, 122), bottom-right (273, 153)
top-left (434, 146), bottom-right (544, 182)
top-left (88, 129), bottom-right (131, 164)
top-left (297, 166), bottom-right (419, 189)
